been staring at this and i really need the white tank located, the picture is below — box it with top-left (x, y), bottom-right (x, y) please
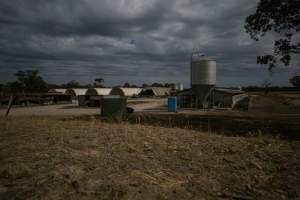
top-left (190, 53), bottom-right (216, 108)
top-left (191, 55), bottom-right (216, 86)
top-left (176, 83), bottom-right (184, 91)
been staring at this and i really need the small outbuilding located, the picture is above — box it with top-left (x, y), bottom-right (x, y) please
top-left (109, 87), bottom-right (142, 97)
top-left (213, 88), bottom-right (244, 108)
top-left (176, 87), bottom-right (244, 109)
top-left (176, 89), bottom-right (197, 108)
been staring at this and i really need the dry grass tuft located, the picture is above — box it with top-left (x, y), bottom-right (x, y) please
top-left (0, 116), bottom-right (299, 199)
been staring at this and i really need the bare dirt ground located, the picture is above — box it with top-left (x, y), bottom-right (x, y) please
top-left (0, 98), bottom-right (167, 116)
top-left (0, 117), bottom-right (299, 200)
top-left (0, 104), bottom-right (100, 116)
top-left (128, 98), bottom-right (167, 112)
top-left (1, 92), bottom-right (300, 118)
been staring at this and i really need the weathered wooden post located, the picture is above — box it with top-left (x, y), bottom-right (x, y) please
top-left (5, 95), bottom-right (14, 117)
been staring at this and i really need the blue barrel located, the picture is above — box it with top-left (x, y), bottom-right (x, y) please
top-left (168, 97), bottom-right (177, 112)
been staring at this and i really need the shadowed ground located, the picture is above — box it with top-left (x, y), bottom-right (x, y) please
top-left (0, 117), bottom-right (299, 199)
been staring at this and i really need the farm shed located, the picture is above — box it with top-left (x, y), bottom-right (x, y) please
top-left (48, 88), bottom-right (67, 94)
top-left (140, 87), bottom-right (172, 97)
top-left (109, 87), bottom-right (142, 97)
top-left (82, 88), bottom-right (113, 107)
top-left (43, 93), bottom-right (72, 104)
top-left (176, 89), bottom-right (196, 108)
top-left (65, 88), bottom-right (88, 105)
top-left (0, 93), bottom-right (71, 106)
top-left (176, 88), bottom-right (244, 108)
top-left (85, 88), bottom-right (112, 96)
top-left (213, 88), bottom-right (244, 108)
top-left (65, 88), bottom-right (88, 97)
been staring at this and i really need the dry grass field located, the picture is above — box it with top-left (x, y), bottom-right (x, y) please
top-left (0, 116), bottom-right (299, 200)
top-left (247, 92), bottom-right (300, 113)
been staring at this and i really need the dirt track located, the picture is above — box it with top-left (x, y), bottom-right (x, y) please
top-left (0, 98), bottom-right (167, 116)
top-left (0, 104), bottom-right (100, 116)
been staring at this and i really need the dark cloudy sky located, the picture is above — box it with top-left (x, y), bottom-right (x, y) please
top-left (0, 0), bottom-right (299, 87)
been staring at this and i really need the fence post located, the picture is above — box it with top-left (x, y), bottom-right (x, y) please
top-left (5, 95), bottom-right (13, 117)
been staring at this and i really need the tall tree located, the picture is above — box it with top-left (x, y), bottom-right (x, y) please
top-left (151, 83), bottom-right (164, 87)
top-left (94, 78), bottom-right (104, 87)
top-left (64, 80), bottom-right (81, 88)
top-left (290, 76), bottom-right (300, 88)
top-left (245, 0), bottom-right (300, 69)
top-left (14, 70), bottom-right (48, 92)
top-left (142, 83), bottom-right (149, 88)
top-left (4, 81), bottom-right (23, 94)
top-left (123, 82), bottom-right (131, 87)
top-left (261, 79), bottom-right (272, 94)
top-left (164, 83), bottom-right (176, 88)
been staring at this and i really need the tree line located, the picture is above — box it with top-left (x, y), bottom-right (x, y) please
top-left (0, 70), bottom-right (177, 94)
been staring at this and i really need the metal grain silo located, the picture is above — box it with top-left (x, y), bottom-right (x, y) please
top-left (176, 83), bottom-right (184, 91)
top-left (191, 53), bottom-right (216, 108)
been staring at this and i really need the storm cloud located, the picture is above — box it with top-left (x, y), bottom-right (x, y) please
top-left (0, 0), bottom-right (298, 87)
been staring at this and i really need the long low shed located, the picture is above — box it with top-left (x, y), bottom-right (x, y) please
top-left (79, 88), bottom-right (113, 107)
top-left (65, 88), bottom-right (88, 97)
top-left (0, 93), bottom-right (72, 106)
top-left (86, 88), bottom-right (112, 96)
top-left (176, 88), bottom-right (244, 108)
top-left (110, 87), bottom-right (142, 97)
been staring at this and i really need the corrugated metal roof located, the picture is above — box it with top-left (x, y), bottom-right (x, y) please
top-left (86, 88), bottom-right (112, 96)
top-left (66, 88), bottom-right (88, 96)
top-left (214, 88), bottom-right (244, 94)
top-left (110, 87), bottom-right (142, 97)
top-left (176, 88), bottom-right (243, 96)
top-left (175, 88), bottom-right (194, 96)
top-left (142, 87), bottom-right (172, 96)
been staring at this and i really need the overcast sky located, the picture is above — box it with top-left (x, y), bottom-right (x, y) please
top-left (0, 0), bottom-right (299, 87)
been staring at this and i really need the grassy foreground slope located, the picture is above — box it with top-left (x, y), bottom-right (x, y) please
top-left (0, 117), bottom-right (299, 200)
